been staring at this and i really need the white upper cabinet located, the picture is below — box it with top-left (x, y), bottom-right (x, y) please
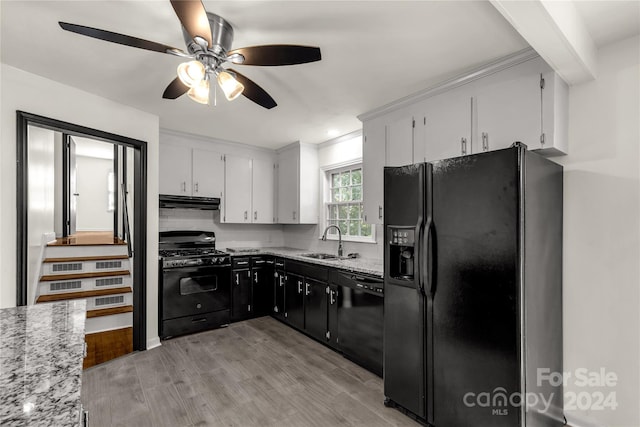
top-left (159, 144), bottom-right (192, 196)
top-left (362, 119), bottom-right (386, 225)
top-left (423, 90), bottom-right (472, 161)
top-left (223, 155), bottom-right (252, 223)
top-left (252, 158), bottom-right (275, 224)
top-left (276, 143), bottom-right (318, 224)
top-left (474, 57), bottom-right (545, 153)
top-left (359, 51), bottom-right (568, 225)
top-left (386, 115), bottom-right (414, 167)
top-left (159, 145), bottom-right (223, 197)
top-left (192, 149), bottom-right (224, 198)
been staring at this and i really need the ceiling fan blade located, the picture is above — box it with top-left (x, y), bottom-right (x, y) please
top-left (228, 69), bottom-right (277, 109)
top-left (59, 22), bottom-right (187, 56)
top-left (162, 77), bottom-right (190, 99)
top-left (170, 0), bottom-right (212, 48)
top-left (228, 45), bottom-right (321, 66)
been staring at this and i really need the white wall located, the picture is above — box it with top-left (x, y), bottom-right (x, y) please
top-left (75, 155), bottom-right (113, 231)
top-left (26, 125), bottom-right (55, 304)
top-left (282, 132), bottom-right (383, 260)
top-left (159, 129), bottom-right (285, 249)
top-left (0, 64), bottom-right (160, 350)
top-left (556, 35), bottom-right (639, 427)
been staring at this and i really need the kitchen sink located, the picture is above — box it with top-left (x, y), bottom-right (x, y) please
top-left (301, 252), bottom-right (341, 260)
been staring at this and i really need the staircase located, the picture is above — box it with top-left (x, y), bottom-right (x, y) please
top-left (35, 232), bottom-right (133, 369)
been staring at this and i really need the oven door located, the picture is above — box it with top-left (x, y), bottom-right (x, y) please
top-left (162, 264), bottom-right (231, 320)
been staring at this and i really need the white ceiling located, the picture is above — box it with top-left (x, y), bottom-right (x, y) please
top-left (1, 1), bottom-right (638, 150)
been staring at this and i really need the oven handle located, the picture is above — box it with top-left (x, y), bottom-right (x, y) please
top-left (163, 263), bottom-right (231, 271)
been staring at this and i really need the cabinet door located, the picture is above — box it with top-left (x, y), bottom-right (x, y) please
top-left (284, 273), bottom-right (304, 330)
top-left (277, 148), bottom-right (299, 224)
top-left (386, 115), bottom-right (414, 167)
top-left (362, 120), bottom-right (385, 225)
top-left (192, 149), bottom-right (224, 198)
top-left (475, 73), bottom-right (540, 152)
top-left (304, 278), bottom-right (328, 341)
top-left (424, 92), bottom-right (471, 161)
top-left (252, 266), bottom-right (273, 316)
top-left (224, 155), bottom-right (252, 223)
top-left (231, 269), bottom-right (252, 321)
top-left (273, 268), bottom-right (286, 319)
top-left (252, 158), bottom-right (275, 224)
top-left (327, 284), bottom-right (339, 348)
top-left (159, 145), bottom-right (192, 196)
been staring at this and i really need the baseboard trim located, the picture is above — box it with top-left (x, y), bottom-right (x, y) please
top-left (146, 336), bottom-right (161, 350)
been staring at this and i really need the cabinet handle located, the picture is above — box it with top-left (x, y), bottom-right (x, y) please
top-left (482, 132), bottom-right (489, 152)
top-left (254, 211), bottom-right (257, 221)
top-left (254, 272), bottom-right (258, 283)
top-left (461, 137), bottom-right (467, 155)
top-left (181, 181), bottom-right (186, 192)
top-left (378, 205), bottom-right (383, 220)
top-left (330, 289), bottom-right (336, 305)
top-left (236, 261), bottom-right (249, 266)
top-left (244, 211), bottom-right (248, 220)
top-left (293, 211), bottom-right (297, 221)
top-left (248, 304), bottom-right (251, 312)
top-left (305, 283), bottom-right (310, 296)
top-left (194, 182), bottom-right (199, 193)
top-left (298, 281), bottom-right (302, 293)
top-left (235, 273), bottom-right (239, 285)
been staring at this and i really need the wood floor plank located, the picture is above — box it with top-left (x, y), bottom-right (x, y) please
top-left (82, 316), bottom-right (422, 427)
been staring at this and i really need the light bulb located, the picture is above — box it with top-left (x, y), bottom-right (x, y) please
top-left (187, 79), bottom-right (210, 105)
top-left (177, 61), bottom-right (205, 88)
top-left (217, 71), bottom-right (244, 101)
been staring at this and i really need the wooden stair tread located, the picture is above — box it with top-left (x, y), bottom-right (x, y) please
top-left (40, 270), bottom-right (131, 282)
top-left (44, 255), bottom-right (129, 263)
top-left (36, 286), bottom-right (132, 303)
top-left (86, 305), bottom-right (133, 318)
top-left (48, 232), bottom-right (127, 247)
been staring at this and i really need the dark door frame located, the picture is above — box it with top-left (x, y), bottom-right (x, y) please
top-left (16, 111), bottom-right (148, 351)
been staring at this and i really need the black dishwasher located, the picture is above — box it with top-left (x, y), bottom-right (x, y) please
top-left (331, 270), bottom-right (384, 376)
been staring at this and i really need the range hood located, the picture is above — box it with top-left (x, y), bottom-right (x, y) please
top-left (159, 194), bottom-right (220, 210)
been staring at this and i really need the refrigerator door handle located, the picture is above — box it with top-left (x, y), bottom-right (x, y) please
top-left (427, 219), bottom-right (436, 296)
top-left (417, 217), bottom-right (426, 295)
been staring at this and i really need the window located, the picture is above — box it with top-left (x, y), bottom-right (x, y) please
top-left (324, 163), bottom-right (375, 242)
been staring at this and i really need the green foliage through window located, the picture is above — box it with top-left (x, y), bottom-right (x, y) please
top-left (326, 166), bottom-right (372, 238)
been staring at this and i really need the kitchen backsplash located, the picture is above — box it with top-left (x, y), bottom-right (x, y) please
top-left (160, 208), bottom-right (383, 260)
top-left (159, 208), bottom-right (285, 249)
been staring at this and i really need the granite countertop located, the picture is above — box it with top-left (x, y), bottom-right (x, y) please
top-left (0, 300), bottom-right (86, 427)
top-left (225, 246), bottom-right (383, 277)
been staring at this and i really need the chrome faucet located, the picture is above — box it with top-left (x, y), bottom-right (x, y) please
top-left (322, 225), bottom-right (343, 257)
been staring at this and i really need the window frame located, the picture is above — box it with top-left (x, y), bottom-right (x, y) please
top-left (320, 159), bottom-right (376, 244)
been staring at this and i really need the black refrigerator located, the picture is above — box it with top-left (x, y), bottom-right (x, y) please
top-left (383, 144), bottom-right (564, 427)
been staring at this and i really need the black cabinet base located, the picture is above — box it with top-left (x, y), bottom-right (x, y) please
top-left (383, 398), bottom-right (429, 426)
top-left (161, 309), bottom-right (230, 339)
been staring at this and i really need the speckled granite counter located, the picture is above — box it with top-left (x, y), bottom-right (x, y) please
top-left (225, 246), bottom-right (383, 277)
top-left (0, 300), bottom-right (86, 427)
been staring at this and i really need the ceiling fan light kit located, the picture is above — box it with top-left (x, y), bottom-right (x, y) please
top-left (58, 0), bottom-right (322, 110)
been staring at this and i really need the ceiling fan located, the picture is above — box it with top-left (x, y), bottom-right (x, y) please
top-left (59, 0), bottom-right (322, 109)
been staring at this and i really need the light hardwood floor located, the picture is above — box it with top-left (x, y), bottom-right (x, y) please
top-left (82, 316), bottom-right (421, 427)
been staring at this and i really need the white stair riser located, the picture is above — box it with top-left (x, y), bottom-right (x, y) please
top-left (85, 292), bottom-right (133, 311)
top-left (44, 245), bottom-right (129, 259)
top-left (85, 312), bottom-right (133, 334)
top-left (42, 258), bottom-right (131, 276)
top-left (38, 275), bottom-right (132, 296)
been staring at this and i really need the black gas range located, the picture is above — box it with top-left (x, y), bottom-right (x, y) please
top-left (159, 231), bottom-right (231, 339)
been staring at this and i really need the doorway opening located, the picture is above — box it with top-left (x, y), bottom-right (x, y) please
top-left (16, 111), bottom-right (147, 363)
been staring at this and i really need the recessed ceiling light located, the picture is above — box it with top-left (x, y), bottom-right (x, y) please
top-left (327, 129), bottom-right (339, 137)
